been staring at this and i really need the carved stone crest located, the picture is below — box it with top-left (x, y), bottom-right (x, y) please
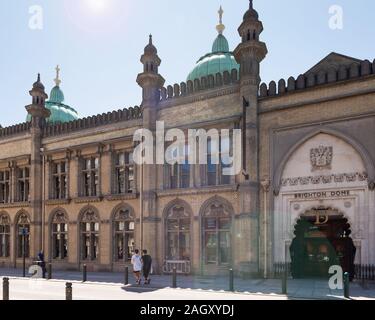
top-left (310, 146), bottom-right (333, 171)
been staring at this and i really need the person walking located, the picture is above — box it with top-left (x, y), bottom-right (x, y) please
top-left (142, 250), bottom-right (152, 285)
top-left (37, 251), bottom-right (46, 279)
top-left (131, 249), bottom-right (142, 285)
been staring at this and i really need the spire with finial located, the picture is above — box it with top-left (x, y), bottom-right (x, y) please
top-left (54, 65), bottom-right (61, 87)
top-left (216, 6), bottom-right (225, 35)
top-left (250, 0), bottom-right (253, 9)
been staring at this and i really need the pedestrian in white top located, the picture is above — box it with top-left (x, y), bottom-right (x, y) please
top-left (131, 249), bottom-right (142, 285)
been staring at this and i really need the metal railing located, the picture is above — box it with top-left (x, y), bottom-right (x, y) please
top-left (273, 262), bottom-right (292, 278)
top-left (354, 264), bottom-right (375, 281)
top-left (163, 260), bottom-right (191, 274)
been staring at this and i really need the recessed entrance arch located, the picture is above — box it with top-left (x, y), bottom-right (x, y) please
top-left (290, 207), bottom-right (356, 280)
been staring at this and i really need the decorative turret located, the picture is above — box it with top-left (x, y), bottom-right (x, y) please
top-left (233, 0), bottom-right (268, 82)
top-left (26, 66), bottom-right (79, 124)
top-left (25, 74), bottom-right (50, 128)
top-left (136, 35), bottom-right (165, 106)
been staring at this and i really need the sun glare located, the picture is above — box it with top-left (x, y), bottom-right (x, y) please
top-left (85, 0), bottom-right (108, 13)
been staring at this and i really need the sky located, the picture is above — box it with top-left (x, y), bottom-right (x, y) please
top-left (0, 0), bottom-right (374, 127)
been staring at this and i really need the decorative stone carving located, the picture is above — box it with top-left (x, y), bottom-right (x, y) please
top-left (282, 172), bottom-right (368, 187)
top-left (310, 145), bottom-right (333, 171)
top-left (81, 209), bottom-right (99, 222)
top-left (52, 211), bottom-right (68, 223)
top-left (114, 208), bottom-right (133, 221)
top-left (0, 214), bottom-right (10, 225)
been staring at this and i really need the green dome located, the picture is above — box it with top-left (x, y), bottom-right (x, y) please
top-left (26, 84), bottom-right (79, 125)
top-left (50, 86), bottom-right (65, 104)
top-left (187, 34), bottom-right (239, 82)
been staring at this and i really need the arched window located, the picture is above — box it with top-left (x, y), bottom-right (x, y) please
top-left (80, 208), bottom-right (99, 261)
top-left (0, 214), bottom-right (10, 257)
top-left (113, 207), bottom-right (135, 262)
top-left (51, 211), bottom-right (68, 259)
top-left (166, 205), bottom-right (191, 261)
top-left (202, 202), bottom-right (231, 265)
top-left (16, 212), bottom-right (30, 258)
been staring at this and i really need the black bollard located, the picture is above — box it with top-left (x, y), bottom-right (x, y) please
top-left (83, 264), bottom-right (87, 282)
top-left (47, 263), bottom-right (52, 280)
top-left (172, 267), bottom-right (177, 288)
top-left (344, 272), bottom-right (350, 299)
top-left (282, 270), bottom-right (287, 295)
top-left (3, 277), bottom-right (9, 301)
top-left (229, 269), bottom-right (234, 292)
top-left (66, 282), bottom-right (72, 301)
top-left (124, 266), bottom-right (129, 285)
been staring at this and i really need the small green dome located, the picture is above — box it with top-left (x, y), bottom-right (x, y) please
top-left (187, 33), bottom-right (239, 82)
top-left (50, 86), bottom-right (65, 104)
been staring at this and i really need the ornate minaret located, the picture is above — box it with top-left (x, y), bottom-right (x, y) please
top-left (25, 74), bottom-right (50, 256)
top-left (233, 1), bottom-right (268, 274)
top-left (136, 35), bottom-right (165, 272)
top-left (137, 35), bottom-right (165, 129)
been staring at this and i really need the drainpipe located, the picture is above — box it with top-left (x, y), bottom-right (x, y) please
top-left (261, 178), bottom-right (270, 279)
top-left (139, 130), bottom-right (144, 252)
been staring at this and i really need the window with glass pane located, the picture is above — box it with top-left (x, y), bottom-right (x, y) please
top-left (113, 208), bottom-right (135, 262)
top-left (203, 203), bottom-right (231, 265)
top-left (52, 162), bottom-right (67, 199)
top-left (0, 171), bottom-right (10, 204)
top-left (52, 211), bottom-right (68, 259)
top-left (17, 168), bottom-right (29, 202)
top-left (16, 213), bottom-right (30, 258)
top-left (220, 136), bottom-right (232, 185)
top-left (80, 209), bottom-right (99, 261)
top-left (167, 144), bottom-right (190, 190)
top-left (82, 157), bottom-right (99, 197)
top-left (0, 215), bottom-right (10, 257)
top-left (114, 152), bottom-right (134, 194)
top-left (207, 140), bottom-right (217, 186)
top-left (166, 206), bottom-right (191, 261)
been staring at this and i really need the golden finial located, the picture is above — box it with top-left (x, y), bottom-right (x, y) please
top-left (54, 65), bottom-right (61, 87)
top-left (216, 6), bottom-right (225, 35)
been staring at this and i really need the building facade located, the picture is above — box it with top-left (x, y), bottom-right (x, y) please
top-left (0, 2), bottom-right (374, 278)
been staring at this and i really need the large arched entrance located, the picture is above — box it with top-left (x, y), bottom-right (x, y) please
top-left (290, 208), bottom-right (356, 280)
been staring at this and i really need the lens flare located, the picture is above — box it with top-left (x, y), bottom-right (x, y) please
top-left (85, 0), bottom-right (108, 13)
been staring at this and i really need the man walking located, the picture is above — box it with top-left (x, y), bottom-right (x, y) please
top-left (142, 250), bottom-right (152, 285)
top-left (131, 249), bottom-right (142, 285)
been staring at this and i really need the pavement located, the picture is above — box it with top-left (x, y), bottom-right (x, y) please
top-left (0, 268), bottom-right (374, 300)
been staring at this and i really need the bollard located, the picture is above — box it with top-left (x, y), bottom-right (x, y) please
top-left (282, 270), bottom-right (287, 295)
top-left (124, 266), bottom-right (129, 285)
top-left (83, 264), bottom-right (87, 282)
top-left (47, 263), bottom-right (52, 280)
top-left (3, 277), bottom-right (9, 301)
top-left (66, 282), bottom-right (72, 301)
top-left (229, 269), bottom-right (234, 292)
top-left (344, 272), bottom-right (350, 299)
top-left (172, 267), bottom-right (177, 288)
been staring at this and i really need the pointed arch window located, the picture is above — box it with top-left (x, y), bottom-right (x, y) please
top-left (80, 209), bottom-right (99, 261)
top-left (16, 213), bottom-right (30, 258)
top-left (113, 207), bottom-right (135, 262)
top-left (0, 214), bottom-right (10, 257)
top-left (52, 211), bottom-right (68, 259)
top-left (166, 205), bottom-right (191, 261)
top-left (202, 203), bottom-right (231, 265)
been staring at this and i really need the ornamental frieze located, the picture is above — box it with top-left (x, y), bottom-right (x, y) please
top-left (281, 172), bottom-right (368, 187)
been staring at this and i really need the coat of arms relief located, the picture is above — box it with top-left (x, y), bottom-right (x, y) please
top-left (310, 146), bottom-right (333, 171)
